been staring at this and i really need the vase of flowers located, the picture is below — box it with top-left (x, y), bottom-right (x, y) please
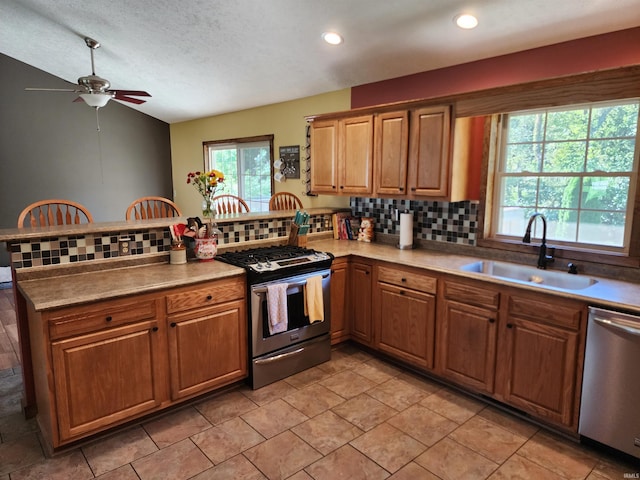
top-left (187, 169), bottom-right (225, 260)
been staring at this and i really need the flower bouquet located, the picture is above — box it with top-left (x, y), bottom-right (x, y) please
top-left (185, 169), bottom-right (225, 260)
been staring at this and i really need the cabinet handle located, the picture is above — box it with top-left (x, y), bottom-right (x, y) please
top-left (152, 326), bottom-right (158, 332)
top-left (206, 294), bottom-right (213, 301)
top-left (401, 278), bottom-right (406, 282)
top-left (507, 323), bottom-right (513, 328)
top-left (488, 318), bottom-right (495, 323)
top-left (332, 185), bottom-right (336, 189)
top-left (400, 290), bottom-right (405, 295)
top-left (170, 322), bottom-right (177, 328)
top-left (105, 316), bottom-right (112, 322)
top-left (411, 187), bottom-right (416, 192)
top-left (399, 187), bottom-right (404, 191)
top-left (340, 186), bottom-right (344, 189)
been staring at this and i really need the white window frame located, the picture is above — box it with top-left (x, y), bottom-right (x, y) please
top-left (490, 99), bottom-right (640, 254)
top-left (203, 135), bottom-right (274, 212)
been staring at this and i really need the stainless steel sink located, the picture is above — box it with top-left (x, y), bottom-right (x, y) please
top-left (460, 260), bottom-right (597, 291)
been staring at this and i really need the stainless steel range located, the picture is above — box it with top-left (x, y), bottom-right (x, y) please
top-left (217, 245), bottom-right (334, 389)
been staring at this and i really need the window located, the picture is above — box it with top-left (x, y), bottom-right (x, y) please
top-left (204, 135), bottom-right (274, 212)
top-left (491, 100), bottom-right (640, 252)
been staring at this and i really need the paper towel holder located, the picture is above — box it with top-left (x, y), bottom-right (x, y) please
top-left (397, 209), bottom-right (415, 250)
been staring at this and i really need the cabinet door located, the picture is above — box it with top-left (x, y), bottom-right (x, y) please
top-left (340, 115), bottom-right (373, 194)
top-left (437, 299), bottom-right (497, 393)
top-left (310, 119), bottom-right (339, 194)
top-left (330, 258), bottom-right (349, 344)
top-left (407, 105), bottom-right (452, 197)
top-left (168, 299), bottom-right (247, 400)
top-left (350, 261), bottom-right (373, 346)
top-left (499, 316), bottom-right (579, 427)
top-left (374, 111), bottom-right (409, 195)
top-left (51, 319), bottom-right (164, 442)
top-left (376, 283), bottom-right (435, 369)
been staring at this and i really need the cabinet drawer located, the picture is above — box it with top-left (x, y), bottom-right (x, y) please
top-left (377, 266), bottom-right (436, 294)
top-left (507, 295), bottom-right (582, 330)
top-left (443, 280), bottom-right (500, 309)
top-left (166, 277), bottom-right (245, 314)
top-left (48, 299), bottom-right (158, 340)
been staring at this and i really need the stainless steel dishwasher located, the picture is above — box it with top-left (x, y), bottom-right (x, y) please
top-left (579, 306), bottom-right (640, 460)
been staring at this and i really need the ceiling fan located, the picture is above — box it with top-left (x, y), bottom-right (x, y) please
top-left (25, 37), bottom-right (151, 109)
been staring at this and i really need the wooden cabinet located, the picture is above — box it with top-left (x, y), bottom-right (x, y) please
top-left (310, 104), bottom-right (459, 199)
top-left (374, 265), bottom-right (436, 369)
top-left (496, 292), bottom-right (585, 428)
top-left (29, 275), bottom-right (247, 450)
top-left (310, 115), bottom-right (373, 195)
top-left (166, 277), bottom-right (247, 401)
top-left (330, 257), bottom-right (350, 344)
top-left (437, 280), bottom-right (500, 393)
top-left (407, 105), bottom-right (452, 198)
top-left (38, 295), bottom-right (165, 445)
top-left (310, 119), bottom-right (338, 194)
top-left (350, 260), bottom-right (373, 346)
top-left (374, 111), bottom-right (409, 195)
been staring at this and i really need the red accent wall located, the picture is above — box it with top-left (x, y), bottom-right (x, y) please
top-left (351, 27), bottom-right (640, 109)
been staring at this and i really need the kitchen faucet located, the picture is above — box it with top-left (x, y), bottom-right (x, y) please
top-left (522, 213), bottom-right (555, 269)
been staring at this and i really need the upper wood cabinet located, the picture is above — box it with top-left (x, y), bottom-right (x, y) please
top-left (407, 105), bottom-right (452, 198)
top-left (309, 104), bottom-right (461, 199)
top-left (310, 119), bottom-right (338, 193)
top-left (374, 111), bottom-right (409, 195)
top-left (310, 115), bottom-right (373, 195)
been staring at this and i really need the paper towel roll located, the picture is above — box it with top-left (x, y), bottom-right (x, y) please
top-left (399, 212), bottom-right (413, 248)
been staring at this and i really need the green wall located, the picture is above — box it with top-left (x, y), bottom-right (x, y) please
top-left (170, 90), bottom-right (351, 216)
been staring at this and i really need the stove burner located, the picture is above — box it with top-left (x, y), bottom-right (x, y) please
top-left (217, 245), bottom-right (333, 281)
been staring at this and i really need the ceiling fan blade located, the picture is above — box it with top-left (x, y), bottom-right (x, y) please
top-left (113, 95), bottom-right (147, 105)
top-left (111, 89), bottom-right (151, 97)
top-left (25, 87), bottom-right (79, 92)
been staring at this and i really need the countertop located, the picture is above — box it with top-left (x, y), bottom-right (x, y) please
top-left (17, 238), bottom-right (640, 314)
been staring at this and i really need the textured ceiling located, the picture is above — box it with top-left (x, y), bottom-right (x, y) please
top-left (1, 0), bottom-right (639, 124)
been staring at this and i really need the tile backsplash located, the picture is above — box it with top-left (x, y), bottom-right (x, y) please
top-left (351, 197), bottom-right (478, 246)
top-left (9, 213), bottom-right (334, 270)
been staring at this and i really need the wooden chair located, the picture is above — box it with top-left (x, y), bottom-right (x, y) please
top-left (269, 192), bottom-right (303, 210)
top-left (212, 194), bottom-right (250, 214)
top-left (126, 196), bottom-right (182, 220)
top-left (18, 199), bottom-right (94, 227)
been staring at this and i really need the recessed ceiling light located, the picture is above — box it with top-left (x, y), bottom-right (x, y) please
top-left (322, 32), bottom-right (343, 45)
top-left (454, 14), bottom-right (478, 29)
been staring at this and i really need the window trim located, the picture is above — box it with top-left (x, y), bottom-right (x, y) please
top-left (477, 110), bottom-right (640, 268)
top-left (489, 100), bottom-right (640, 254)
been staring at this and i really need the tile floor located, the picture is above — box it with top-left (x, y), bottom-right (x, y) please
top-left (1, 287), bottom-right (639, 479)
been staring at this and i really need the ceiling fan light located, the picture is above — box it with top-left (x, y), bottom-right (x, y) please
top-left (80, 92), bottom-right (111, 108)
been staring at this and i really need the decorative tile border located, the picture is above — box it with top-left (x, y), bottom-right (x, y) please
top-left (350, 198), bottom-right (478, 246)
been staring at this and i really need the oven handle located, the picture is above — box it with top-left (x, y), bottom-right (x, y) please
top-left (254, 347), bottom-right (305, 365)
top-left (252, 273), bottom-right (329, 295)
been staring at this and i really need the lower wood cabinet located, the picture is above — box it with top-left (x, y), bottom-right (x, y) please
top-left (328, 258), bottom-right (587, 433)
top-left (349, 260), bottom-right (373, 346)
top-left (374, 265), bottom-right (436, 369)
top-left (28, 275), bottom-right (247, 450)
top-left (495, 292), bottom-right (585, 428)
top-left (167, 298), bottom-right (247, 400)
top-left (437, 280), bottom-right (500, 393)
top-left (51, 312), bottom-right (164, 442)
top-left (329, 257), bottom-right (350, 344)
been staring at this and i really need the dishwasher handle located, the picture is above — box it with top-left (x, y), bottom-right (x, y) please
top-left (593, 316), bottom-right (640, 337)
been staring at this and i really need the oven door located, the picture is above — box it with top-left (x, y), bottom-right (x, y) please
top-left (250, 269), bottom-right (331, 358)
